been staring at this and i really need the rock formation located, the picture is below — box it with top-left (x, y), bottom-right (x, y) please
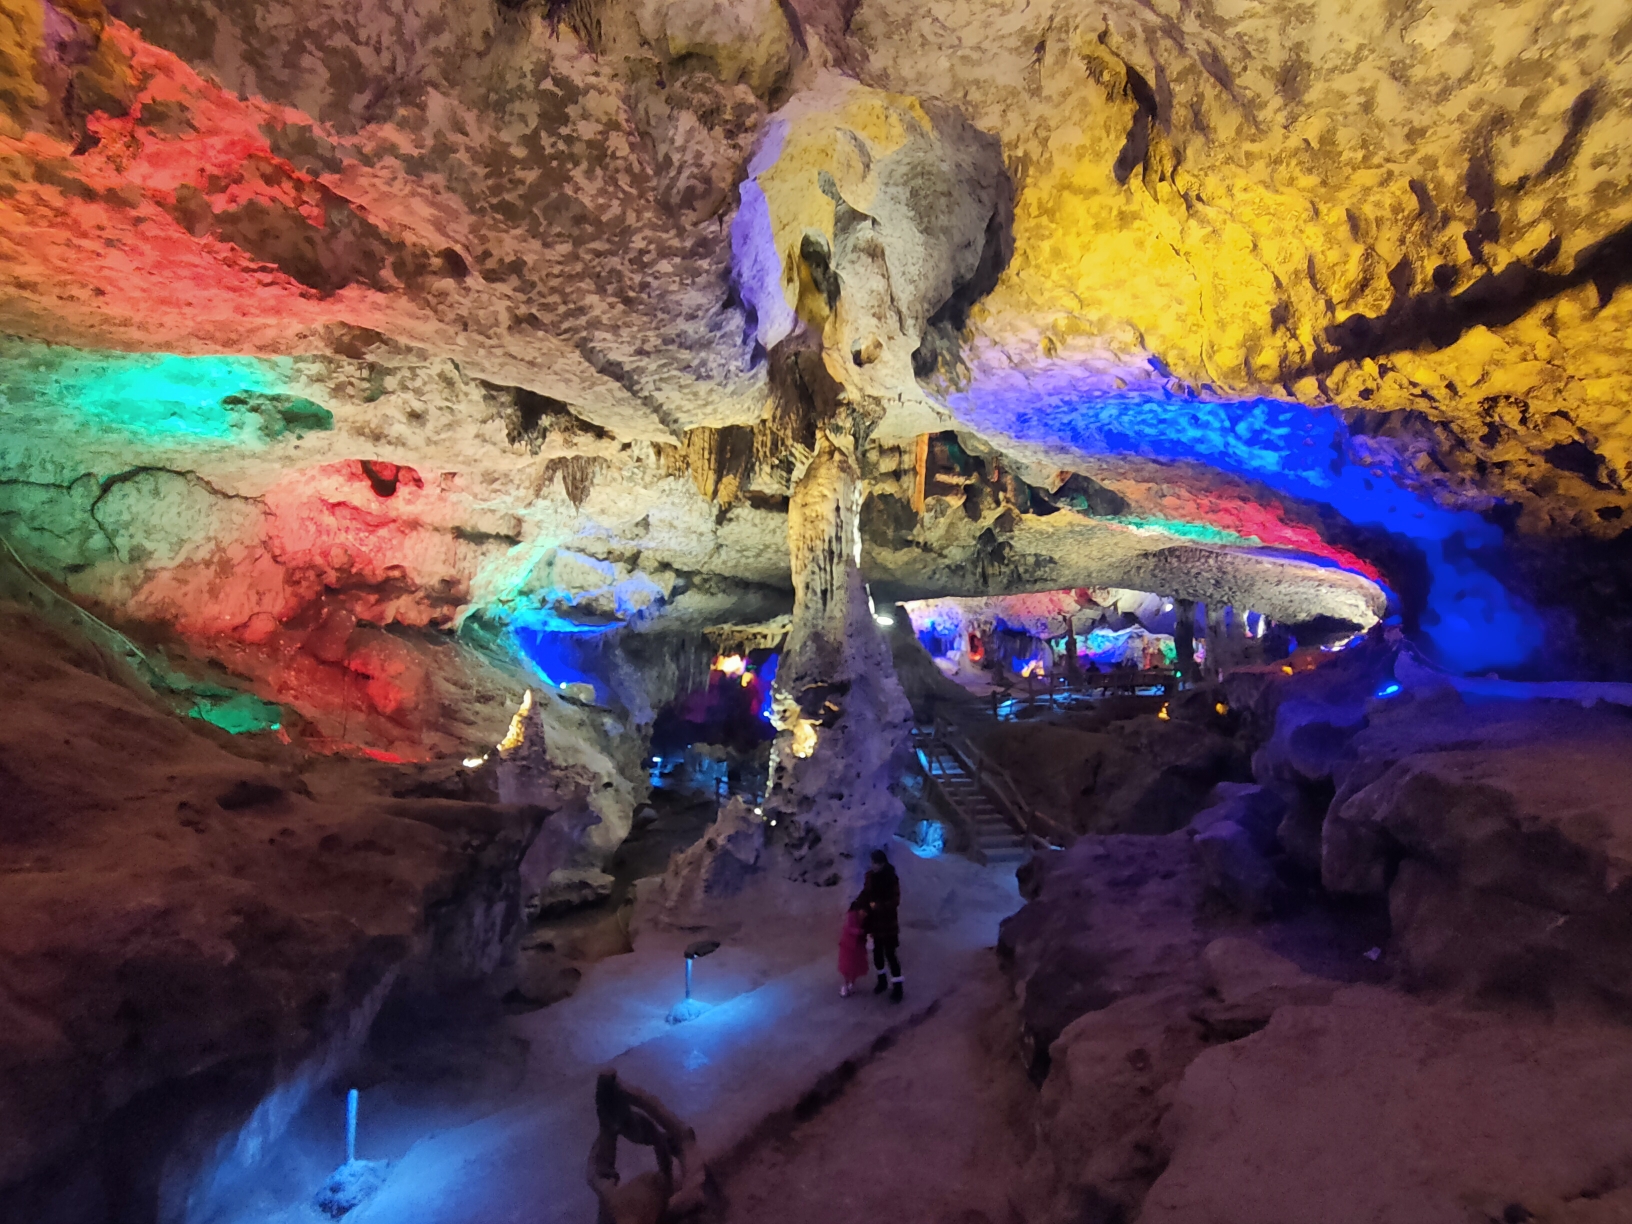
top-left (8, 0), bottom-right (1632, 1217)
top-left (765, 428), bottom-right (913, 883)
top-left (0, 596), bottom-right (566, 1218)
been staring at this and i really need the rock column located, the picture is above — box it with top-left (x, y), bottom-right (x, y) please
top-left (1173, 598), bottom-right (1196, 684)
top-left (765, 431), bottom-right (913, 885)
top-left (1204, 602), bottom-right (1226, 680)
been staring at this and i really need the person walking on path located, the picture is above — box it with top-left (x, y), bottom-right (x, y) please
top-left (838, 897), bottom-right (869, 997)
top-left (862, 848), bottom-right (903, 1002)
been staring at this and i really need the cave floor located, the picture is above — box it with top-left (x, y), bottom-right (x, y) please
top-left (211, 849), bottom-right (1021, 1224)
top-left (714, 952), bottom-right (1034, 1224)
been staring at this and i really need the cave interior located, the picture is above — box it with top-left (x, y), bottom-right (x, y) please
top-left (4, 1), bottom-right (1632, 1222)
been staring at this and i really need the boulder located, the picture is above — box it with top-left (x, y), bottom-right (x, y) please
top-left (537, 867), bottom-right (616, 918)
top-left (1188, 782), bottom-right (1286, 847)
top-left (1016, 939), bottom-right (1345, 1224)
top-left (998, 832), bottom-right (1209, 1077)
top-left (1143, 987), bottom-right (1632, 1224)
top-left (659, 797), bottom-right (768, 925)
top-left (1192, 821), bottom-right (1282, 917)
top-left (1324, 726), bottom-right (1632, 1010)
top-left (1191, 938), bottom-right (1333, 1039)
top-left (1189, 784), bottom-right (1288, 916)
top-left (1013, 988), bottom-right (1208, 1224)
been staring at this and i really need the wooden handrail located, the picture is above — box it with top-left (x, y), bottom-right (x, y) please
top-left (929, 716), bottom-right (1073, 849)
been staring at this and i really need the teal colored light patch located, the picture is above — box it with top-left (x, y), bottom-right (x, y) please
top-left (187, 692), bottom-right (285, 734)
top-left (0, 341), bottom-right (326, 445)
top-left (1107, 516), bottom-right (1261, 547)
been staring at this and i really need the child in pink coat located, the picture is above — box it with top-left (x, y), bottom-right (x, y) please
top-left (838, 897), bottom-right (870, 997)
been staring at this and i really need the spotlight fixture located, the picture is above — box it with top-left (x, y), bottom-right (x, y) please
top-left (666, 939), bottom-right (721, 1025)
top-left (874, 613), bottom-right (895, 627)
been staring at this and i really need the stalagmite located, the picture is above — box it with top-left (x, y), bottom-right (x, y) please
top-left (765, 430), bottom-right (913, 885)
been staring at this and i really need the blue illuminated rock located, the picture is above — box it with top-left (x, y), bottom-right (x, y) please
top-left (315, 1158), bottom-right (390, 1218)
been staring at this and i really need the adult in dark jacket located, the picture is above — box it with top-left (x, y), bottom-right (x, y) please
top-left (862, 848), bottom-right (903, 1002)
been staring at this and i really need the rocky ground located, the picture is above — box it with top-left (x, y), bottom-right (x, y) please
top-left (715, 955), bottom-right (1033, 1224)
top-left (972, 689), bottom-right (1250, 837)
top-left (989, 636), bottom-right (1632, 1223)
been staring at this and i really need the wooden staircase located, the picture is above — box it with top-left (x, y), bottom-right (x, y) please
top-left (924, 751), bottom-right (1032, 864)
top-left (913, 719), bottom-right (1072, 866)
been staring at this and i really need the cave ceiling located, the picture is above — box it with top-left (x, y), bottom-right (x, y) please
top-left (2, 0), bottom-right (1630, 716)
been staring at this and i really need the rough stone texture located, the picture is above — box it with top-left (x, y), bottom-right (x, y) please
top-left (1144, 987), bottom-right (1632, 1224)
top-left (856, 0), bottom-right (1632, 532)
top-left (1323, 704), bottom-right (1632, 1012)
top-left (1192, 819), bottom-right (1281, 918)
top-left (997, 832), bottom-right (1210, 1075)
top-left (976, 703), bottom-right (1250, 837)
top-left (4, 0), bottom-right (1510, 747)
top-left (658, 794), bottom-right (768, 925)
top-left (1021, 944), bottom-right (1334, 1224)
top-left (0, 599), bottom-right (562, 1218)
top-left (1001, 828), bottom-right (1366, 1224)
top-left (764, 433), bottom-right (914, 880)
top-left (1188, 783), bottom-right (1289, 916)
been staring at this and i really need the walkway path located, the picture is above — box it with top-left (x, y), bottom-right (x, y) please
top-left (221, 851), bottom-right (1020, 1224)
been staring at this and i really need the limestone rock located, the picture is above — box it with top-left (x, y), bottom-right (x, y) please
top-left (765, 433), bottom-right (915, 880)
top-left (1323, 713), bottom-right (1632, 1011)
top-left (1192, 820), bottom-right (1282, 918)
top-left (1144, 988), bottom-right (1632, 1224)
top-left (633, 0), bottom-right (794, 97)
top-left (1192, 937), bottom-right (1333, 1039)
top-left (1013, 987), bottom-right (1207, 1224)
top-left (978, 712), bottom-right (1249, 837)
top-left (1188, 782), bottom-right (1286, 847)
top-left (659, 796), bottom-right (768, 924)
top-left (0, 601), bottom-right (553, 1217)
top-left (537, 867), bottom-right (617, 918)
top-left (997, 832), bottom-right (1208, 1075)
top-left (511, 946), bottom-right (583, 1009)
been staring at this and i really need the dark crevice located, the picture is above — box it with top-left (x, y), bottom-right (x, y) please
top-left (483, 382), bottom-right (612, 453)
top-left (1303, 218), bottom-right (1632, 375)
top-left (912, 207), bottom-right (1014, 379)
top-left (1536, 89), bottom-right (1597, 183)
top-left (1112, 66), bottom-right (1159, 186)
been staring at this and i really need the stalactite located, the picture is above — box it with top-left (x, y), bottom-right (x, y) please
top-left (542, 456), bottom-right (602, 508)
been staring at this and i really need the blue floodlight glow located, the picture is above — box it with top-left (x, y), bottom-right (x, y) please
top-left (948, 374), bottom-right (1545, 674)
top-left (509, 614), bottom-right (617, 702)
top-left (911, 820), bottom-right (946, 858)
top-left (1375, 682), bottom-right (1402, 698)
top-left (754, 651), bottom-right (780, 723)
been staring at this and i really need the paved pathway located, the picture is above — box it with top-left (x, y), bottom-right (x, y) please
top-left (221, 851), bottom-right (1020, 1224)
